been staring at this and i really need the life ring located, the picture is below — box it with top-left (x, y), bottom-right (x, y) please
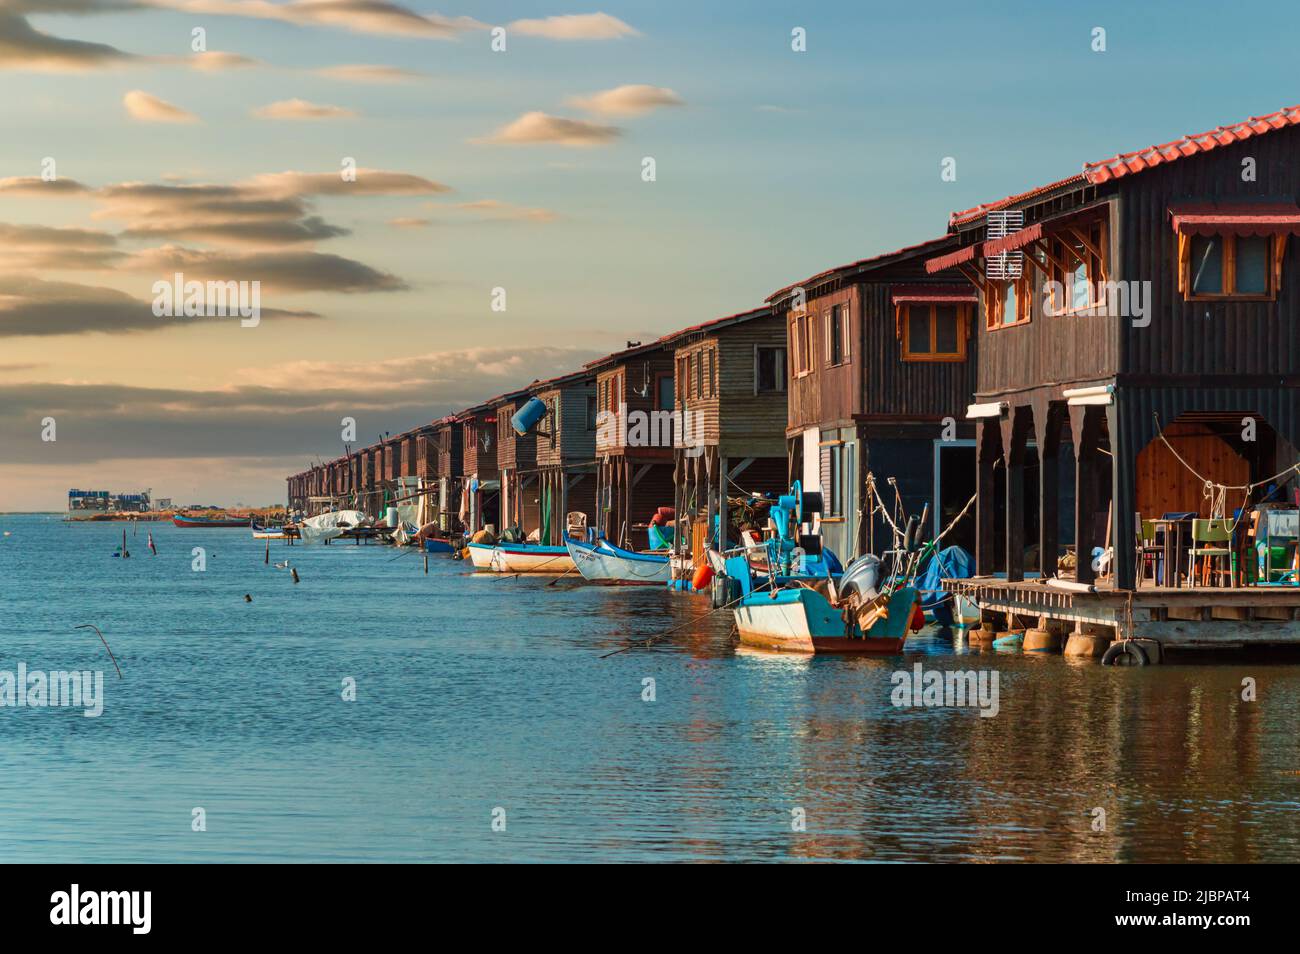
top-left (1101, 640), bottom-right (1149, 667)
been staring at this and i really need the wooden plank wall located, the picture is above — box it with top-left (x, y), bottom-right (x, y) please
top-left (1118, 124), bottom-right (1300, 380)
top-left (717, 312), bottom-right (787, 458)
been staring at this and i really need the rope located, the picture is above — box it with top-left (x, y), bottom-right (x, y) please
top-left (1153, 412), bottom-right (1300, 529)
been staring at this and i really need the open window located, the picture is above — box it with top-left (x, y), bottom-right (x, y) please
top-left (1171, 202), bottom-right (1298, 302)
top-left (755, 346), bottom-right (786, 393)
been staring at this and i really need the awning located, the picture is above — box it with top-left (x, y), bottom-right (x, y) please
top-left (925, 244), bottom-right (979, 274)
top-left (890, 284), bottom-right (978, 305)
top-left (1169, 201), bottom-right (1300, 236)
top-left (982, 221), bottom-right (1043, 257)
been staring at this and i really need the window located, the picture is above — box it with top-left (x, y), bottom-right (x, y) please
top-left (903, 304), bottom-right (968, 360)
top-left (693, 351), bottom-right (703, 398)
top-left (791, 311), bottom-right (812, 375)
top-left (584, 395), bottom-right (596, 431)
top-left (756, 346), bottom-right (786, 392)
top-left (701, 350), bottom-right (711, 397)
top-left (656, 372), bottom-right (673, 411)
top-left (1044, 221), bottom-right (1108, 314)
top-left (826, 305), bottom-right (844, 365)
top-left (1181, 233), bottom-right (1275, 299)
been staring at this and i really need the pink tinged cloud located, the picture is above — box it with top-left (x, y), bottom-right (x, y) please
top-left (251, 98), bottom-right (357, 120)
top-left (124, 90), bottom-right (199, 123)
top-left (566, 84), bottom-right (684, 117)
top-left (154, 0), bottom-right (483, 39)
top-left (475, 111), bottom-right (620, 147)
top-left (508, 13), bottom-right (639, 40)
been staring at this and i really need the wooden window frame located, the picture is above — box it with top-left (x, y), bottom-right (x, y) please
top-left (1179, 232), bottom-right (1282, 302)
top-left (654, 370), bottom-right (674, 411)
top-left (901, 303), bottom-right (970, 361)
top-left (791, 310), bottom-right (813, 377)
top-left (984, 274), bottom-right (1032, 331)
top-left (754, 345), bottom-right (787, 394)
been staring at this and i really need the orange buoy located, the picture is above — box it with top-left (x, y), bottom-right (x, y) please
top-left (909, 602), bottom-right (926, 632)
top-left (691, 563), bottom-right (714, 591)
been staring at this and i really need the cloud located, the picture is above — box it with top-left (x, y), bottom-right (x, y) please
top-left (474, 111), bottom-right (620, 147)
top-left (127, 246), bottom-right (407, 293)
top-left (566, 83), bottom-right (683, 117)
top-left (124, 90), bottom-right (199, 123)
top-left (242, 169), bottom-right (450, 197)
top-left (0, 346), bottom-right (600, 468)
top-left (452, 200), bottom-right (558, 223)
top-left (0, 11), bottom-right (136, 71)
top-left (0, 176), bottom-right (90, 196)
top-left (122, 215), bottom-right (348, 246)
top-left (387, 217), bottom-right (431, 229)
top-left (251, 98), bottom-right (356, 120)
top-left (0, 274), bottom-right (318, 337)
top-left (314, 63), bottom-right (423, 83)
top-left (154, 1), bottom-right (483, 38)
top-left (508, 13), bottom-right (638, 40)
top-left (0, 222), bottom-right (123, 270)
top-left (188, 49), bottom-right (259, 70)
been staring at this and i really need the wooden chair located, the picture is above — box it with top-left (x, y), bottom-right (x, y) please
top-left (1187, 518), bottom-right (1235, 588)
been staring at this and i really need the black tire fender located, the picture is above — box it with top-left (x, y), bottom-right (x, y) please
top-left (1101, 640), bottom-right (1149, 667)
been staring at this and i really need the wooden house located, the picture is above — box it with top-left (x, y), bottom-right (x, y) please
top-left (489, 389), bottom-right (535, 536)
top-left (532, 370), bottom-right (598, 544)
top-left (433, 416), bottom-right (463, 531)
top-left (665, 307), bottom-right (789, 565)
top-left (530, 374), bottom-right (600, 545)
top-left (926, 104), bottom-right (1300, 597)
top-left (458, 403), bottom-right (501, 534)
top-left (767, 238), bottom-right (979, 563)
top-left (588, 340), bottom-right (677, 548)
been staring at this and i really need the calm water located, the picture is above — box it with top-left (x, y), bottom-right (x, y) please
top-left (1, 512), bottom-right (1298, 863)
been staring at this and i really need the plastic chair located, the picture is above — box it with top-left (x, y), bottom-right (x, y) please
top-left (565, 511), bottom-right (587, 539)
top-left (1136, 518), bottom-right (1162, 587)
top-left (1187, 518), bottom-right (1235, 588)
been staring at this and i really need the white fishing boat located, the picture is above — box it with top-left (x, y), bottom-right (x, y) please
top-left (565, 538), bottom-right (671, 585)
top-left (465, 542), bottom-right (496, 569)
top-left (487, 542), bottom-right (575, 574)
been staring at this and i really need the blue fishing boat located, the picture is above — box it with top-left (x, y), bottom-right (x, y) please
top-left (722, 481), bottom-right (920, 654)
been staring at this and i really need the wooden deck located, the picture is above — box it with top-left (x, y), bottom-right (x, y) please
top-left (946, 576), bottom-right (1300, 649)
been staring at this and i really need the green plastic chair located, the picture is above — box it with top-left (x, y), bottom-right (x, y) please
top-left (1187, 518), bottom-right (1235, 588)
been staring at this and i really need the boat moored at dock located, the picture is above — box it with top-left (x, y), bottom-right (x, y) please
top-left (487, 543), bottom-right (576, 574)
top-left (173, 513), bottom-right (251, 528)
top-left (565, 538), bottom-right (671, 585)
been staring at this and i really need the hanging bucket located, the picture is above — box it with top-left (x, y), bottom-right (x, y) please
top-left (510, 397), bottom-right (547, 435)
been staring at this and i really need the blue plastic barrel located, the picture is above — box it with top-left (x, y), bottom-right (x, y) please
top-left (510, 397), bottom-right (547, 435)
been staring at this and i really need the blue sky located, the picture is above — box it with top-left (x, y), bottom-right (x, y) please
top-left (0, 0), bottom-right (1295, 508)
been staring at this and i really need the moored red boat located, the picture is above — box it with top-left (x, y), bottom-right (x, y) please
top-left (172, 513), bottom-right (251, 528)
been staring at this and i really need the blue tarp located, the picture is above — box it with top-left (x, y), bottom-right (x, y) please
top-left (917, 545), bottom-right (975, 626)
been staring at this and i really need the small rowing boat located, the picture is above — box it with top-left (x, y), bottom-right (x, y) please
top-left (251, 522), bottom-right (285, 539)
top-left (565, 538), bottom-right (670, 585)
top-left (173, 514), bottom-right (251, 528)
top-left (466, 542), bottom-right (496, 569)
top-left (488, 542), bottom-right (575, 574)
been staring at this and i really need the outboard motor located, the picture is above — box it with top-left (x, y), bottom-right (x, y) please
top-left (839, 554), bottom-right (883, 604)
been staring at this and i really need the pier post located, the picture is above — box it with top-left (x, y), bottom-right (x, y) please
top-left (975, 421), bottom-right (999, 576)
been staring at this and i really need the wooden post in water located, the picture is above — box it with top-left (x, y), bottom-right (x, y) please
top-left (121, 527), bottom-right (129, 558)
top-left (265, 539), bottom-right (270, 564)
top-left (424, 552), bottom-right (429, 574)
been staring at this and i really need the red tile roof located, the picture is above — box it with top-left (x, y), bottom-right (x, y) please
top-left (950, 104), bottom-right (1300, 227)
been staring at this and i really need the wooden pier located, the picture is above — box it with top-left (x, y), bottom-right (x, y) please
top-left (949, 576), bottom-right (1300, 656)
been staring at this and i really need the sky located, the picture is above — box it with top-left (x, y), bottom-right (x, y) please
top-left (0, 0), bottom-right (1296, 510)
